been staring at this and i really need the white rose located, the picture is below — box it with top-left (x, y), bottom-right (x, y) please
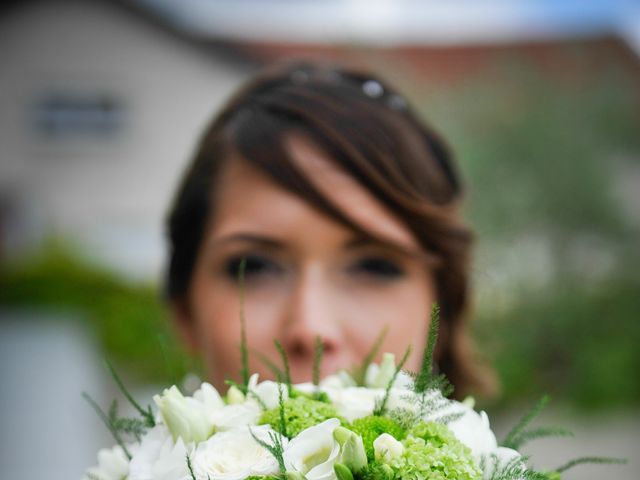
top-left (481, 447), bottom-right (524, 480)
top-left (392, 371), bottom-right (414, 389)
top-left (128, 425), bottom-right (191, 480)
top-left (425, 399), bottom-right (498, 460)
top-left (328, 386), bottom-right (415, 422)
top-left (447, 408), bottom-right (498, 460)
top-left (210, 403), bottom-right (261, 431)
top-left (83, 444), bottom-right (130, 480)
top-left (364, 355), bottom-right (413, 390)
top-left (153, 385), bottom-right (215, 443)
top-left (373, 433), bottom-right (404, 463)
top-left (385, 387), bottom-right (420, 414)
top-left (193, 382), bottom-right (225, 414)
top-left (326, 387), bottom-right (384, 422)
top-left (284, 418), bottom-right (341, 480)
top-left (247, 374), bottom-right (289, 409)
top-left (366, 353), bottom-right (397, 388)
top-left (191, 426), bottom-right (286, 480)
top-left (319, 370), bottom-right (356, 389)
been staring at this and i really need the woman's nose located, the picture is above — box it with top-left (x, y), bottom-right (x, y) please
top-left (281, 266), bottom-right (342, 362)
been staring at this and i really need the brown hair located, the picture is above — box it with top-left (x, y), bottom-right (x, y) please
top-left (166, 61), bottom-right (495, 398)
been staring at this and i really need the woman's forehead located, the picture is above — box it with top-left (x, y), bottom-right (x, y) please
top-left (208, 133), bottom-right (420, 253)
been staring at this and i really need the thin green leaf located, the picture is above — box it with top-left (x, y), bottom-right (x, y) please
top-left (274, 340), bottom-right (292, 395)
top-left (374, 345), bottom-right (412, 416)
top-left (502, 395), bottom-right (550, 449)
top-left (82, 392), bottom-right (132, 460)
top-left (555, 456), bottom-right (627, 473)
top-left (105, 360), bottom-right (155, 427)
top-left (186, 453), bottom-right (197, 480)
top-left (313, 336), bottom-right (324, 388)
top-left (509, 426), bottom-right (573, 450)
top-left (415, 304), bottom-right (440, 393)
top-left (354, 325), bottom-right (388, 386)
top-left (238, 257), bottom-right (250, 390)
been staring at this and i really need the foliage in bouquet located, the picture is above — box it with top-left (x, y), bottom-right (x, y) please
top-left (83, 302), bottom-right (625, 480)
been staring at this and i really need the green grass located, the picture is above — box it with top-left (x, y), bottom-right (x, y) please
top-left (0, 241), bottom-right (199, 385)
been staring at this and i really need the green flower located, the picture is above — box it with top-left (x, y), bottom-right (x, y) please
top-left (390, 436), bottom-right (481, 480)
top-left (349, 416), bottom-right (406, 461)
top-left (409, 421), bottom-right (459, 448)
top-left (259, 396), bottom-right (344, 438)
top-left (358, 462), bottom-right (395, 480)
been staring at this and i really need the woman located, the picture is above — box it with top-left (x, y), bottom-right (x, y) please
top-left (165, 61), bottom-right (494, 399)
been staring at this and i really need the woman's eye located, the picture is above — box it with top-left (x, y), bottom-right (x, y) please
top-left (224, 255), bottom-right (281, 280)
top-left (348, 256), bottom-right (405, 280)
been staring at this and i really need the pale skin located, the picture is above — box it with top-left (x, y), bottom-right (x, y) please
top-left (174, 133), bottom-right (437, 390)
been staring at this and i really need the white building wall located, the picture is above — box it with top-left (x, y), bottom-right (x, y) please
top-left (0, 0), bottom-right (251, 280)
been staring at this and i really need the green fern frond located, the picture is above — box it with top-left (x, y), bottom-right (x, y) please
top-left (486, 454), bottom-right (548, 480)
top-left (313, 336), bottom-right (324, 400)
top-left (414, 304), bottom-right (440, 394)
top-left (82, 392), bottom-right (132, 460)
top-left (106, 360), bottom-right (155, 427)
top-left (374, 345), bottom-right (411, 416)
top-left (555, 456), bottom-right (627, 473)
top-left (252, 349), bottom-right (285, 381)
top-left (186, 453), bottom-right (197, 480)
top-left (274, 340), bottom-right (292, 395)
top-left (249, 428), bottom-right (287, 476)
top-left (277, 379), bottom-right (288, 438)
top-left (502, 395), bottom-right (550, 449)
top-left (313, 336), bottom-right (324, 388)
top-left (509, 426), bottom-right (573, 450)
top-left (353, 326), bottom-right (388, 386)
top-left (238, 257), bottom-right (250, 391)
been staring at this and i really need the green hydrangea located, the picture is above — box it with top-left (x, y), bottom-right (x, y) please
top-left (259, 396), bottom-right (343, 438)
top-left (409, 421), bottom-right (458, 448)
top-left (290, 388), bottom-right (331, 403)
top-left (358, 461), bottom-right (395, 480)
top-left (349, 416), bottom-right (406, 461)
top-left (389, 436), bottom-right (481, 480)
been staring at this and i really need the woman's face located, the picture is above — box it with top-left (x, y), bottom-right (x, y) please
top-left (176, 134), bottom-right (437, 389)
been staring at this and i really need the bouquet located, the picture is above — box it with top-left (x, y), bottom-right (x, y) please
top-left (83, 309), bottom-right (624, 480)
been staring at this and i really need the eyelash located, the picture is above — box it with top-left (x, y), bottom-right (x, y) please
top-left (222, 254), bottom-right (405, 282)
top-left (348, 256), bottom-right (405, 280)
top-left (223, 254), bottom-right (282, 280)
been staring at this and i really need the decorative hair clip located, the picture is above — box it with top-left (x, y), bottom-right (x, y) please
top-left (362, 80), bottom-right (384, 99)
top-left (289, 69), bottom-right (408, 112)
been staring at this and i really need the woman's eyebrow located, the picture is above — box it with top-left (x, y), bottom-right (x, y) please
top-left (344, 236), bottom-right (439, 265)
top-left (210, 233), bottom-right (286, 249)
top-left (344, 236), bottom-right (419, 256)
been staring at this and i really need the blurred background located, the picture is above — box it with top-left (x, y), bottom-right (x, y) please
top-left (1, 0), bottom-right (639, 479)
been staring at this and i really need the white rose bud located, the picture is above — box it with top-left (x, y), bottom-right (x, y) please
top-left (153, 385), bottom-right (214, 443)
top-left (373, 433), bottom-right (404, 463)
top-left (369, 353), bottom-right (396, 388)
top-left (333, 427), bottom-right (367, 473)
top-left (227, 385), bottom-right (246, 404)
